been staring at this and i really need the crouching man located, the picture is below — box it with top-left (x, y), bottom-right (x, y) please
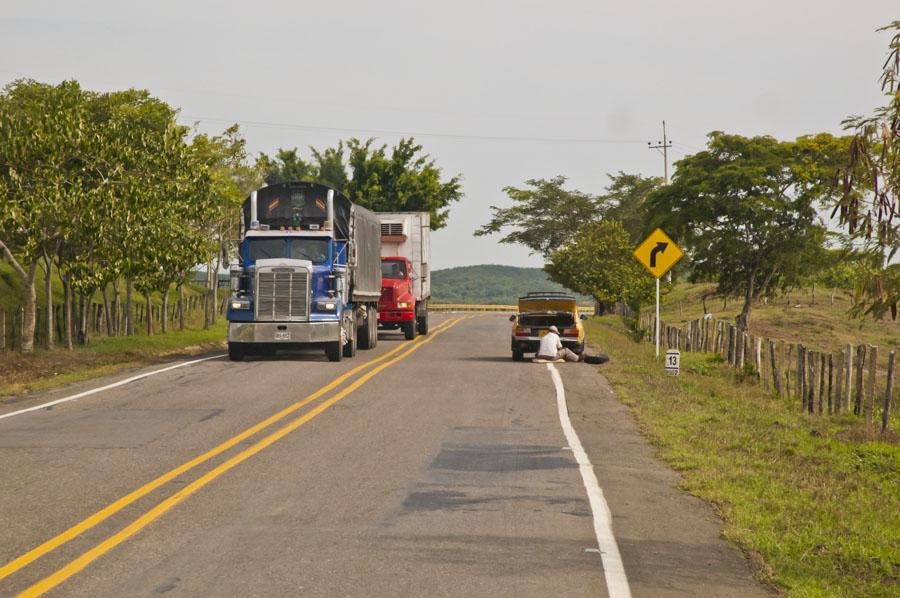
top-left (535, 325), bottom-right (609, 364)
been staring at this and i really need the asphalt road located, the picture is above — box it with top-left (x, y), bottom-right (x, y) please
top-left (0, 314), bottom-right (770, 597)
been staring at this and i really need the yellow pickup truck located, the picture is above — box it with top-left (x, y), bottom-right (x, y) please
top-left (509, 292), bottom-right (587, 361)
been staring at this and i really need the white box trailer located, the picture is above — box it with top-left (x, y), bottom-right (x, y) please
top-left (377, 212), bottom-right (431, 302)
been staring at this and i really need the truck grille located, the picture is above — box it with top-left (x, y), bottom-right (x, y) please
top-left (256, 268), bottom-right (309, 321)
top-left (380, 286), bottom-right (394, 304)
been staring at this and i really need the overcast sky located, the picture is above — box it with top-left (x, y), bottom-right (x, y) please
top-left (1, 1), bottom-right (896, 269)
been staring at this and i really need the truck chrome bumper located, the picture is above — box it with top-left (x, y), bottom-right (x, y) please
top-left (228, 322), bottom-right (340, 343)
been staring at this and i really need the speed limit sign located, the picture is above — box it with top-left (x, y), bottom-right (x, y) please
top-left (665, 349), bottom-right (680, 375)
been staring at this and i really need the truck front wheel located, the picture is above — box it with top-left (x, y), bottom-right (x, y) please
top-left (402, 319), bottom-right (416, 340)
top-left (325, 341), bottom-right (343, 362)
top-left (228, 342), bottom-right (246, 362)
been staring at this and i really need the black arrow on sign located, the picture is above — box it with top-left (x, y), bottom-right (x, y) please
top-left (649, 242), bottom-right (668, 267)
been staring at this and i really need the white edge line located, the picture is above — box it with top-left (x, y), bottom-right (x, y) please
top-left (0, 354), bottom-right (226, 421)
top-left (547, 363), bottom-right (632, 598)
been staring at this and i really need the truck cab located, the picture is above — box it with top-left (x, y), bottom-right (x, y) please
top-left (378, 256), bottom-right (417, 339)
top-left (226, 182), bottom-right (381, 362)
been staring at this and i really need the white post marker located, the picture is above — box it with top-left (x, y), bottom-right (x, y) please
top-left (665, 349), bottom-right (680, 375)
top-left (655, 277), bottom-right (660, 358)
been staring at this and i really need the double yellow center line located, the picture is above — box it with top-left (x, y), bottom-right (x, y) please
top-left (3, 316), bottom-right (467, 597)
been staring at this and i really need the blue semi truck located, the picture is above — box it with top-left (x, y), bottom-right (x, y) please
top-left (226, 181), bottom-right (382, 362)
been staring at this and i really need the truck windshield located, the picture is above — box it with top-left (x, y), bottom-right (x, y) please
top-left (247, 238), bottom-right (329, 264)
top-left (291, 238), bottom-right (330, 264)
top-left (248, 239), bottom-right (287, 261)
top-left (381, 261), bottom-right (407, 279)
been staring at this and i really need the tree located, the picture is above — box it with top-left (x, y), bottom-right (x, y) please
top-left (834, 21), bottom-right (900, 317)
top-left (344, 137), bottom-right (462, 229)
top-left (646, 132), bottom-right (845, 331)
top-left (544, 220), bottom-right (653, 311)
top-left (475, 176), bottom-right (605, 258)
top-left (603, 172), bottom-right (663, 244)
top-left (259, 148), bottom-right (315, 186)
top-left (0, 79), bottom-right (93, 352)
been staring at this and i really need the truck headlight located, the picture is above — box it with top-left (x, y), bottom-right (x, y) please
top-left (317, 301), bottom-right (337, 311)
top-left (230, 299), bottom-right (250, 310)
top-left (396, 301), bottom-right (410, 309)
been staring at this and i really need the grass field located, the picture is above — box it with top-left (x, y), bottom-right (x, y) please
top-left (659, 282), bottom-right (900, 353)
top-left (0, 321), bottom-right (227, 398)
top-left (586, 315), bottom-right (900, 597)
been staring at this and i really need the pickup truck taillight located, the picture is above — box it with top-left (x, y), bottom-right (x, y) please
top-left (561, 328), bottom-right (579, 337)
top-left (514, 326), bottom-right (530, 336)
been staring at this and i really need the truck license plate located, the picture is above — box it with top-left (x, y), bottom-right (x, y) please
top-left (274, 331), bottom-right (290, 341)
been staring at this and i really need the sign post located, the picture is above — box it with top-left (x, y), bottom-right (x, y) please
top-left (633, 228), bottom-right (684, 359)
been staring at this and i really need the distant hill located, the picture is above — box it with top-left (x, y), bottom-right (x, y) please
top-left (430, 265), bottom-right (591, 306)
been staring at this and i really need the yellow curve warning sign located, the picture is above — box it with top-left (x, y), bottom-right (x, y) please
top-left (633, 228), bottom-right (684, 279)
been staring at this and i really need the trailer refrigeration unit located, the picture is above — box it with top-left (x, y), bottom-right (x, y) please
top-left (376, 212), bottom-right (431, 340)
top-left (226, 181), bottom-right (381, 362)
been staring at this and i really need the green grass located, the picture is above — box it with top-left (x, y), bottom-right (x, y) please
top-left (586, 316), bottom-right (900, 597)
top-left (0, 321), bottom-right (227, 398)
top-left (659, 282), bottom-right (900, 353)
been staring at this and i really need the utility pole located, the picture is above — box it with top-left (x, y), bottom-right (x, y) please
top-left (647, 120), bottom-right (673, 184)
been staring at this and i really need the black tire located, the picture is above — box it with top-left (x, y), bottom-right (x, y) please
top-left (228, 342), bottom-right (245, 362)
top-left (512, 349), bottom-right (524, 362)
top-left (343, 331), bottom-right (357, 358)
top-left (325, 340), bottom-right (343, 362)
top-left (402, 319), bottom-right (416, 340)
top-left (358, 306), bottom-right (376, 350)
top-left (417, 310), bottom-right (429, 336)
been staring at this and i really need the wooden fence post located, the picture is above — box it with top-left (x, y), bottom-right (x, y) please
top-left (854, 345), bottom-right (866, 415)
top-left (834, 350), bottom-right (844, 415)
top-left (798, 346), bottom-right (806, 407)
top-left (818, 352), bottom-right (826, 415)
top-left (786, 344), bottom-right (793, 398)
top-left (883, 351), bottom-right (895, 434)
top-left (827, 353), bottom-right (834, 415)
top-left (807, 351), bottom-right (816, 414)
top-left (865, 346), bottom-right (878, 427)
top-left (0, 310), bottom-right (5, 351)
top-left (845, 344), bottom-right (853, 413)
top-left (770, 341), bottom-right (781, 395)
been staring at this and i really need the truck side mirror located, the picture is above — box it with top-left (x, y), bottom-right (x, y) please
top-left (509, 315), bottom-right (516, 322)
top-left (580, 314), bottom-right (588, 320)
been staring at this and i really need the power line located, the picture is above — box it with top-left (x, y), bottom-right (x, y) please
top-left (178, 115), bottom-right (648, 145)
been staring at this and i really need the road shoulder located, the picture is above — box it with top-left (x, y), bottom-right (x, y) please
top-left (559, 362), bottom-right (773, 597)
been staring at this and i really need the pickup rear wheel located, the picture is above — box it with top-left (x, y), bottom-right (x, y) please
top-left (512, 349), bottom-right (524, 362)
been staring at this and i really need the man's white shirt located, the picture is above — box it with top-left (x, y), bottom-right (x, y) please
top-left (538, 331), bottom-right (562, 357)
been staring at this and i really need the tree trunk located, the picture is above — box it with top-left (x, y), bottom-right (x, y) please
top-left (161, 287), bottom-right (169, 334)
top-left (78, 293), bottom-right (89, 345)
top-left (178, 283), bottom-right (186, 331)
top-left (0, 241), bottom-right (40, 353)
top-left (125, 278), bottom-right (134, 336)
top-left (146, 293), bottom-right (154, 336)
top-left (811, 283), bottom-right (816, 306)
top-left (62, 274), bottom-right (73, 350)
top-left (112, 279), bottom-right (121, 336)
top-left (42, 252), bottom-right (53, 349)
top-left (102, 283), bottom-right (113, 337)
top-left (736, 284), bottom-right (754, 332)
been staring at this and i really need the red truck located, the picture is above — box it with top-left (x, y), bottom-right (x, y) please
top-left (377, 213), bottom-right (431, 340)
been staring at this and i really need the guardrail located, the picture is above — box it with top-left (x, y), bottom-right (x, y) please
top-left (430, 304), bottom-right (594, 313)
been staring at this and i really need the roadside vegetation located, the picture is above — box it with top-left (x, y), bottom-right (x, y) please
top-left (586, 315), bottom-right (900, 597)
top-left (431, 264), bottom-right (591, 305)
